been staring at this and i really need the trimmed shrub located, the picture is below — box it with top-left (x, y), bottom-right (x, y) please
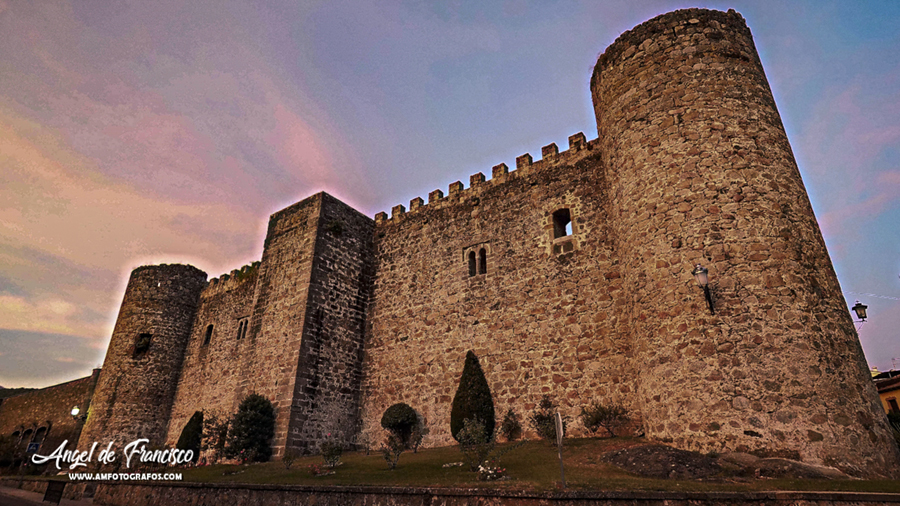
top-left (175, 411), bottom-right (203, 463)
top-left (528, 394), bottom-right (567, 441)
top-left (380, 403), bottom-right (418, 446)
top-left (450, 351), bottom-right (495, 442)
top-left (226, 394), bottom-right (275, 462)
top-left (499, 409), bottom-right (522, 442)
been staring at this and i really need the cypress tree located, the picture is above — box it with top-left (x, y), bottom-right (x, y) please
top-left (175, 411), bottom-right (203, 463)
top-left (450, 350), bottom-right (495, 441)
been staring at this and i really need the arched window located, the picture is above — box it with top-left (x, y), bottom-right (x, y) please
top-left (32, 427), bottom-right (48, 446)
top-left (203, 324), bottom-right (213, 345)
top-left (20, 429), bottom-right (32, 449)
top-left (478, 248), bottom-right (487, 275)
top-left (468, 251), bottom-right (476, 277)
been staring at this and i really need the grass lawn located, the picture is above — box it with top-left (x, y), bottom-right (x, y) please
top-left (177, 437), bottom-right (900, 493)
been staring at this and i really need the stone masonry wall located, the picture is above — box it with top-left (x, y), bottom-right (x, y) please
top-left (286, 193), bottom-right (374, 452)
top-left (77, 264), bottom-right (206, 449)
top-left (591, 8), bottom-right (900, 477)
top-left (0, 372), bottom-right (98, 453)
top-left (164, 264), bottom-right (260, 447)
top-left (221, 196), bottom-right (324, 457)
top-left (360, 137), bottom-right (633, 447)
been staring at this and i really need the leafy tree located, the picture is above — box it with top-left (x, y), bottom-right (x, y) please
top-left (175, 411), bottom-right (203, 463)
top-left (201, 412), bottom-right (230, 463)
top-left (499, 409), bottom-right (522, 442)
top-left (457, 418), bottom-right (495, 471)
top-left (580, 401), bottom-right (629, 437)
top-left (450, 351), bottom-right (495, 441)
top-left (226, 394), bottom-right (275, 462)
top-left (528, 394), bottom-right (568, 441)
top-left (380, 403), bottom-right (418, 447)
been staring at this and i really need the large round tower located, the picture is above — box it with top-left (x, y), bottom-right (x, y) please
top-left (591, 9), bottom-right (899, 476)
top-left (78, 264), bottom-right (206, 449)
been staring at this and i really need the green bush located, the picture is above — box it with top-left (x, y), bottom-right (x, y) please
top-left (380, 403), bottom-right (418, 446)
top-left (528, 394), bottom-right (567, 441)
top-left (226, 394), bottom-right (275, 462)
top-left (319, 438), bottom-right (343, 468)
top-left (380, 433), bottom-right (405, 470)
top-left (580, 401), bottom-right (629, 437)
top-left (499, 409), bottom-right (522, 442)
top-left (450, 351), bottom-right (495, 442)
top-left (175, 411), bottom-right (203, 463)
top-left (282, 448), bottom-right (300, 470)
top-left (409, 413), bottom-right (429, 453)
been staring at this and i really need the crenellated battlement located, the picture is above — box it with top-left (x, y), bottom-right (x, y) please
top-left (375, 132), bottom-right (595, 226)
top-left (204, 261), bottom-right (261, 296)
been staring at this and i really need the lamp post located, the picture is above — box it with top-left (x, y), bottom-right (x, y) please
top-left (691, 264), bottom-right (714, 315)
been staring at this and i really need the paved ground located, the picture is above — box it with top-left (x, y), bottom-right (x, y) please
top-left (0, 485), bottom-right (93, 505)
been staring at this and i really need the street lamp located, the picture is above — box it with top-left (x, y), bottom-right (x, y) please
top-left (691, 264), bottom-right (714, 315)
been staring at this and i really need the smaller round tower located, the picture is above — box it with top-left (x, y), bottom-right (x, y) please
top-left (78, 264), bottom-right (206, 448)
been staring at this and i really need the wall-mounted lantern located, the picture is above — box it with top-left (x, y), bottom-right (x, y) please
top-left (691, 264), bottom-right (715, 315)
top-left (851, 300), bottom-right (868, 322)
top-left (71, 406), bottom-right (87, 422)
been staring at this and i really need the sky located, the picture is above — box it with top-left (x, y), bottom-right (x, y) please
top-left (1, 0), bottom-right (899, 388)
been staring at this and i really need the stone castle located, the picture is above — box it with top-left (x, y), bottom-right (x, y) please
top-left (4, 8), bottom-right (899, 478)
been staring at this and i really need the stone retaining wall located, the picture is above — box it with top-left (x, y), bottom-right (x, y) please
top-left (4, 478), bottom-right (900, 506)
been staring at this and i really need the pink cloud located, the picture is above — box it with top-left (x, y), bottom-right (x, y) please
top-left (269, 103), bottom-right (334, 186)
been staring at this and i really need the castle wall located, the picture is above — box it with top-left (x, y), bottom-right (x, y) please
top-left (0, 372), bottom-right (98, 453)
top-left (164, 264), bottom-right (259, 447)
top-left (77, 264), bottom-right (206, 449)
top-left (591, 8), bottom-right (900, 477)
top-left (359, 139), bottom-right (633, 447)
